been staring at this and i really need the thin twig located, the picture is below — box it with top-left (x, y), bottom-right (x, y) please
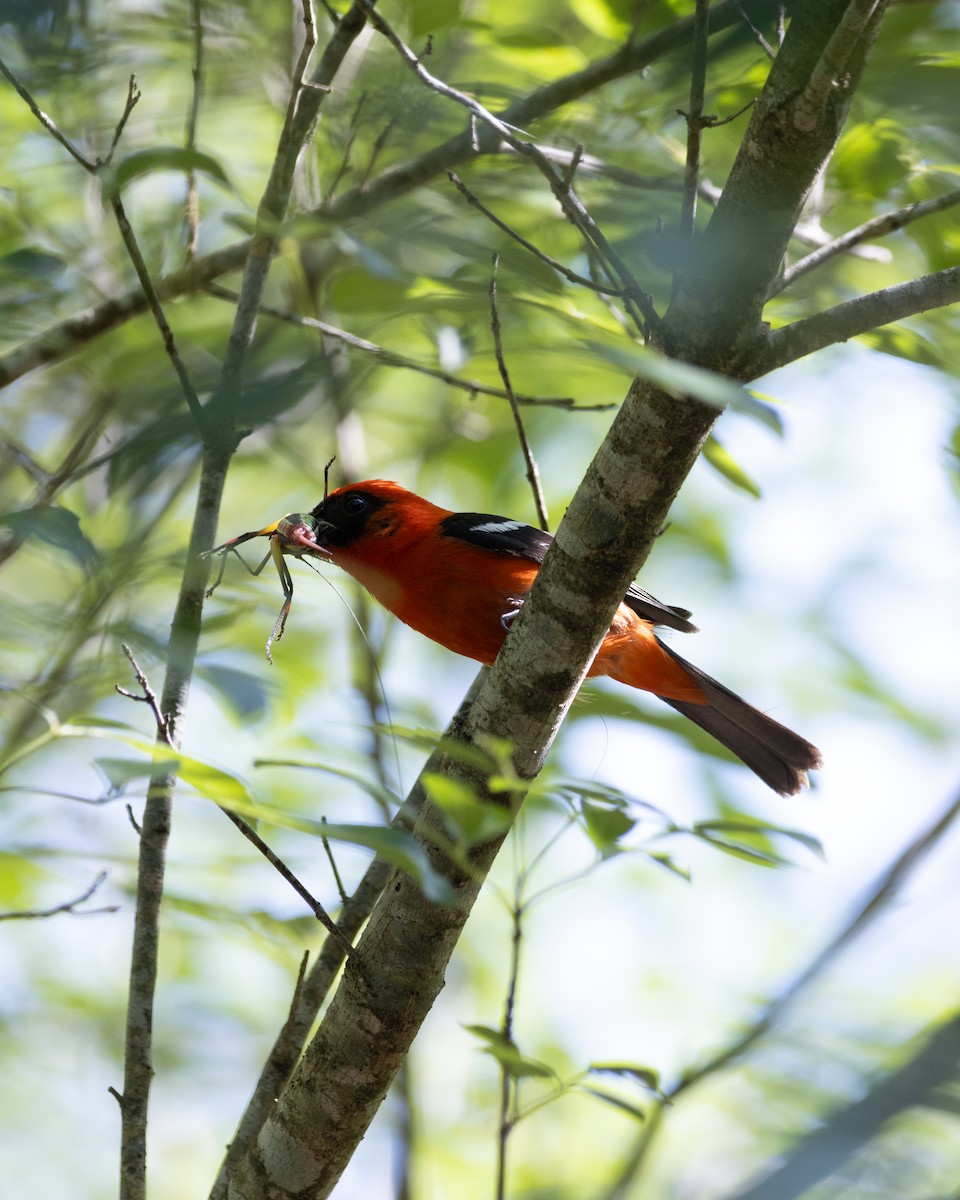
top-left (0, 871), bottom-right (119, 920)
top-left (0, 54), bottom-right (95, 169)
top-left (495, 895), bottom-right (524, 1200)
top-left (702, 96), bottom-right (756, 129)
top-left (537, 161), bottom-right (659, 335)
top-left (449, 171), bottom-right (627, 298)
top-left (509, 143), bottom-right (721, 203)
top-left (110, 187), bottom-right (210, 437)
top-left (489, 255), bottom-right (549, 530)
top-left (204, 283), bottom-right (599, 409)
top-left (321, 817), bottom-right (349, 905)
top-left (209, 0), bottom-right (356, 426)
top-left (117, 11), bottom-right (371, 1196)
top-left (103, 73), bottom-right (141, 167)
top-left (0, 7), bottom-right (801, 392)
top-left (768, 187), bottom-right (960, 298)
top-left (326, 90), bottom-right (368, 198)
top-left (116, 643), bottom-right (170, 742)
top-left (183, 0), bottom-right (205, 260)
top-left (218, 806), bottom-right (356, 958)
top-left (736, 0), bottom-right (776, 60)
top-left (0, 62), bottom-right (210, 440)
top-left (678, 0), bottom-right (709, 244)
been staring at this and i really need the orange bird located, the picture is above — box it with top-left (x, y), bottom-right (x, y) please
top-left (211, 480), bottom-right (821, 795)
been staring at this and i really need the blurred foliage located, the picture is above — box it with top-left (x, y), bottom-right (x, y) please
top-left (1, 1), bottom-right (960, 1198)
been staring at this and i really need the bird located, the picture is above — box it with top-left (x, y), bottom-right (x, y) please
top-left (213, 479), bottom-right (822, 795)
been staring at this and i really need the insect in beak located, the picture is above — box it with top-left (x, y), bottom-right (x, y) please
top-left (202, 512), bottom-right (331, 662)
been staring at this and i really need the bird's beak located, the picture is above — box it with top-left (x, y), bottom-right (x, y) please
top-left (274, 512), bottom-right (334, 558)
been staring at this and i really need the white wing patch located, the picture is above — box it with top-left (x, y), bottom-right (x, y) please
top-left (471, 519), bottom-right (528, 535)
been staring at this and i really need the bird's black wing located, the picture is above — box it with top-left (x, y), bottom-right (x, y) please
top-left (439, 512), bottom-right (696, 633)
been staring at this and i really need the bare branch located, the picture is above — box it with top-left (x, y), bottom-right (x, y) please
top-left (769, 187), bottom-right (960, 297)
top-left (0, 871), bottom-right (118, 920)
top-left (0, 60), bottom-right (209, 438)
top-left (208, 678), bottom-right (487, 1200)
top-left (751, 265), bottom-right (960, 377)
top-left (104, 74), bottom-right (141, 167)
top-left (511, 143), bottom-right (722, 203)
top-left (496, 889), bottom-right (525, 1200)
top-left (119, 10), bottom-right (374, 1199)
top-left (489, 255), bottom-right (549, 530)
top-left (0, 54), bottom-right (95, 170)
top-left (0, 242), bottom-right (246, 390)
top-left (204, 284), bottom-right (596, 409)
top-left (666, 0), bottom-right (889, 367)
top-left (736, 0), bottom-right (777, 59)
top-left (183, 0), bottom-right (206, 261)
top-left (678, 0), bottom-right (710, 244)
top-left (217, 805), bottom-right (356, 958)
top-left (209, 854), bottom-right (392, 1200)
top-left (115, 644), bottom-right (169, 741)
top-left (449, 171), bottom-right (627, 298)
top-left (109, 184), bottom-right (210, 437)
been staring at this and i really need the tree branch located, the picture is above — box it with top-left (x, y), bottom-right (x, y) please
top-left (666, 0), bottom-right (889, 368)
top-left (204, 283), bottom-right (593, 409)
top-left (678, 0), bottom-right (710, 244)
top-left (0, 870), bottom-right (118, 920)
top-left (750, 265), bottom-right (960, 376)
top-left (489, 255), bottom-right (549, 530)
top-left (119, 8), bottom-right (374, 1199)
top-left (768, 187), bottom-right (960, 297)
top-left (448, 171), bottom-right (628, 298)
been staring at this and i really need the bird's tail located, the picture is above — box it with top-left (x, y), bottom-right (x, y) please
top-left (657, 641), bottom-right (822, 796)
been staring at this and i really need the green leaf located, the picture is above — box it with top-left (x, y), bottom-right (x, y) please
top-left (409, 0), bottom-right (463, 37)
top-left (833, 119), bottom-right (913, 200)
top-left (643, 851), bottom-right (692, 882)
top-left (577, 1086), bottom-right (647, 1122)
top-left (691, 819), bottom-right (823, 867)
top-left (857, 325), bottom-right (944, 368)
top-left (580, 797), bottom-right (636, 854)
top-left (583, 339), bottom-right (784, 432)
top-left (102, 147), bottom-right (234, 198)
top-left (464, 1025), bottom-right (557, 1079)
top-left (588, 1062), bottom-right (662, 1095)
top-left (196, 663), bottom-right (271, 722)
top-left (556, 780), bottom-right (672, 825)
top-left (0, 506), bottom-right (98, 569)
top-left (702, 435), bottom-right (762, 498)
top-left (253, 758), bottom-right (400, 813)
top-left (421, 771), bottom-right (514, 846)
top-left (94, 752), bottom-right (252, 807)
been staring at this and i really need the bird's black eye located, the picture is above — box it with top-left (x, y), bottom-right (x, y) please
top-left (342, 494), bottom-right (367, 516)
